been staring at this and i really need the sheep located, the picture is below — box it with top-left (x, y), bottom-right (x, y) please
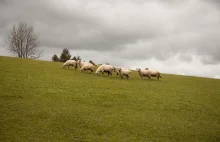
top-left (89, 60), bottom-right (97, 66)
top-left (145, 68), bottom-right (162, 79)
top-left (117, 68), bottom-right (132, 79)
top-left (62, 60), bottom-right (78, 70)
top-left (113, 67), bottom-right (128, 77)
top-left (136, 68), bottom-right (150, 79)
top-left (77, 60), bottom-right (97, 72)
top-left (136, 68), bottom-right (162, 79)
top-left (113, 67), bottom-right (121, 77)
top-left (96, 64), bottom-right (114, 76)
top-left (76, 60), bottom-right (88, 68)
top-left (80, 63), bottom-right (95, 73)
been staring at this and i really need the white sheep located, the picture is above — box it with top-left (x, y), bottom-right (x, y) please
top-left (80, 63), bottom-right (95, 73)
top-left (113, 67), bottom-right (127, 77)
top-left (96, 64), bottom-right (114, 76)
top-left (77, 60), bottom-right (88, 68)
top-left (77, 60), bottom-right (97, 72)
top-left (136, 68), bottom-right (162, 79)
top-left (62, 60), bottom-right (78, 70)
top-left (113, 67), bottom-right (121, 77)
top-left (117, 68), bottom-right (132, 79)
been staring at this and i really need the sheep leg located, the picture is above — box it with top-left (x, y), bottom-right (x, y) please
top-left (126, 75), bottom-right (129, 79)
top-left (110, 71), bottom-right (112, 76)
top-left (108, 71), bottom-right (111, 76)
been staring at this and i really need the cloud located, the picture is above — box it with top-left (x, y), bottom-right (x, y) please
top-left (0, 0), bottom-right (220, 79)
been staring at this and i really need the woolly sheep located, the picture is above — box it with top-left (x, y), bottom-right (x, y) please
top-left (113, 67), bottom-right (121, 77)
top-left (136, 68), bottom-right (162, 79)
top-left (145, 68), bottom-right (162, 79)
top-left (77, 60), bottom-right (89, 68)
top-left (77, 60), bottom-right (90, 73)
top-left (62, 60), bottom-right (78, 70)
top-left (96, 64), bottom-right (114, 76)
top-left (117, 68), bottom-right (132, 79)
top-left (80, 63), bottom-right (95, 73)
top-left (77, 60), bottom-right (97, 72)
top-left (114, 67), bottom-right (127, 77)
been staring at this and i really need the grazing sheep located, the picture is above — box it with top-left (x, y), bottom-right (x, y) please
top-left (62, 60), bottom-right (78, 70)
top-left (146, 68), bottom-right (162, 79)
top-left (77, 60), bottom-right (89, 73)
top-left (96, 64), bottom-right (114, 76)
top-left (113, 67), bottom-right (121, 77)
top-left (136, 68), bottom-right (150, 79)
top-left (89, 60), bottom-right (97, 66)
top-left (113, 67), bottom-right (127, 77)
top-left (136, 68), bottom-right (162, 79)
top-left (117, 68), bottom-right (132, 79)
top-left (77, 60), bottom-right (97, 72)
top-left (77, 60), bottom-right (88, 68)
top-left (80, 63), bottom-right (95, 73)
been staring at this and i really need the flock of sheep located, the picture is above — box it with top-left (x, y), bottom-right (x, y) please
top-left (62, 59), bottom-right (162, 80)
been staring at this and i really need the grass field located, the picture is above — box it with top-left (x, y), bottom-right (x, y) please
top-left (0, 56), bottom-right (219, 141)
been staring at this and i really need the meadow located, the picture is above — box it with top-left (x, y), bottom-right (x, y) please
top-left (0, 56), bottom-right (219, 141)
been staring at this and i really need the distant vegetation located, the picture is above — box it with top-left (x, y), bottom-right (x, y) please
top-left (52, 48), bottom-right (82, 62)
top-left (52, 48), bottom-right (98, 68)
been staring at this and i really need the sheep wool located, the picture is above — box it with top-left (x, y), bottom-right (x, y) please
top-left (136, 68), bottom-right (162, 79)
top-left (96, 64), bottom-right (114, 76)
top-left (80, 63), bottom-right (95, 73)
top-left (117, 68), bottom-right (132, 79)
top-left (62, 60), bottom-right (77, 70)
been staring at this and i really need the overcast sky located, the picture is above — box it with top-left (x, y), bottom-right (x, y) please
top-left (0, 0), bottom-right (220, 79)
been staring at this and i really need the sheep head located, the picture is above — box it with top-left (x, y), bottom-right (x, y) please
top-left (112, 67), bottom-right (115, 72)
top-left (89, 60), bottom-right (96, 66)
top-left (117, 68), bottom-right (122, 72)
top-left (136, 68), bottom-right (141, 72)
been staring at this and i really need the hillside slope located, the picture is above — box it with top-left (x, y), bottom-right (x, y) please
top-left (0, 56), bottom-right (219, 141)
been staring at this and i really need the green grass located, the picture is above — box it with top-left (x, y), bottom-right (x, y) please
top-left (0, 56), bottom-right (219, 142)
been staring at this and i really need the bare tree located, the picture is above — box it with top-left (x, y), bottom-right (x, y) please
top-left (6, 22), bottom-right (42, 59)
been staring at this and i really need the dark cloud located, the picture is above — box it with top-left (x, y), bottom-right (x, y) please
top-left (206, 0), bottom-right (220, 8)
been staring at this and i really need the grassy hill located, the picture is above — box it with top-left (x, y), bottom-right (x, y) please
top-left (0, 56), bottom-right (219, 141)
